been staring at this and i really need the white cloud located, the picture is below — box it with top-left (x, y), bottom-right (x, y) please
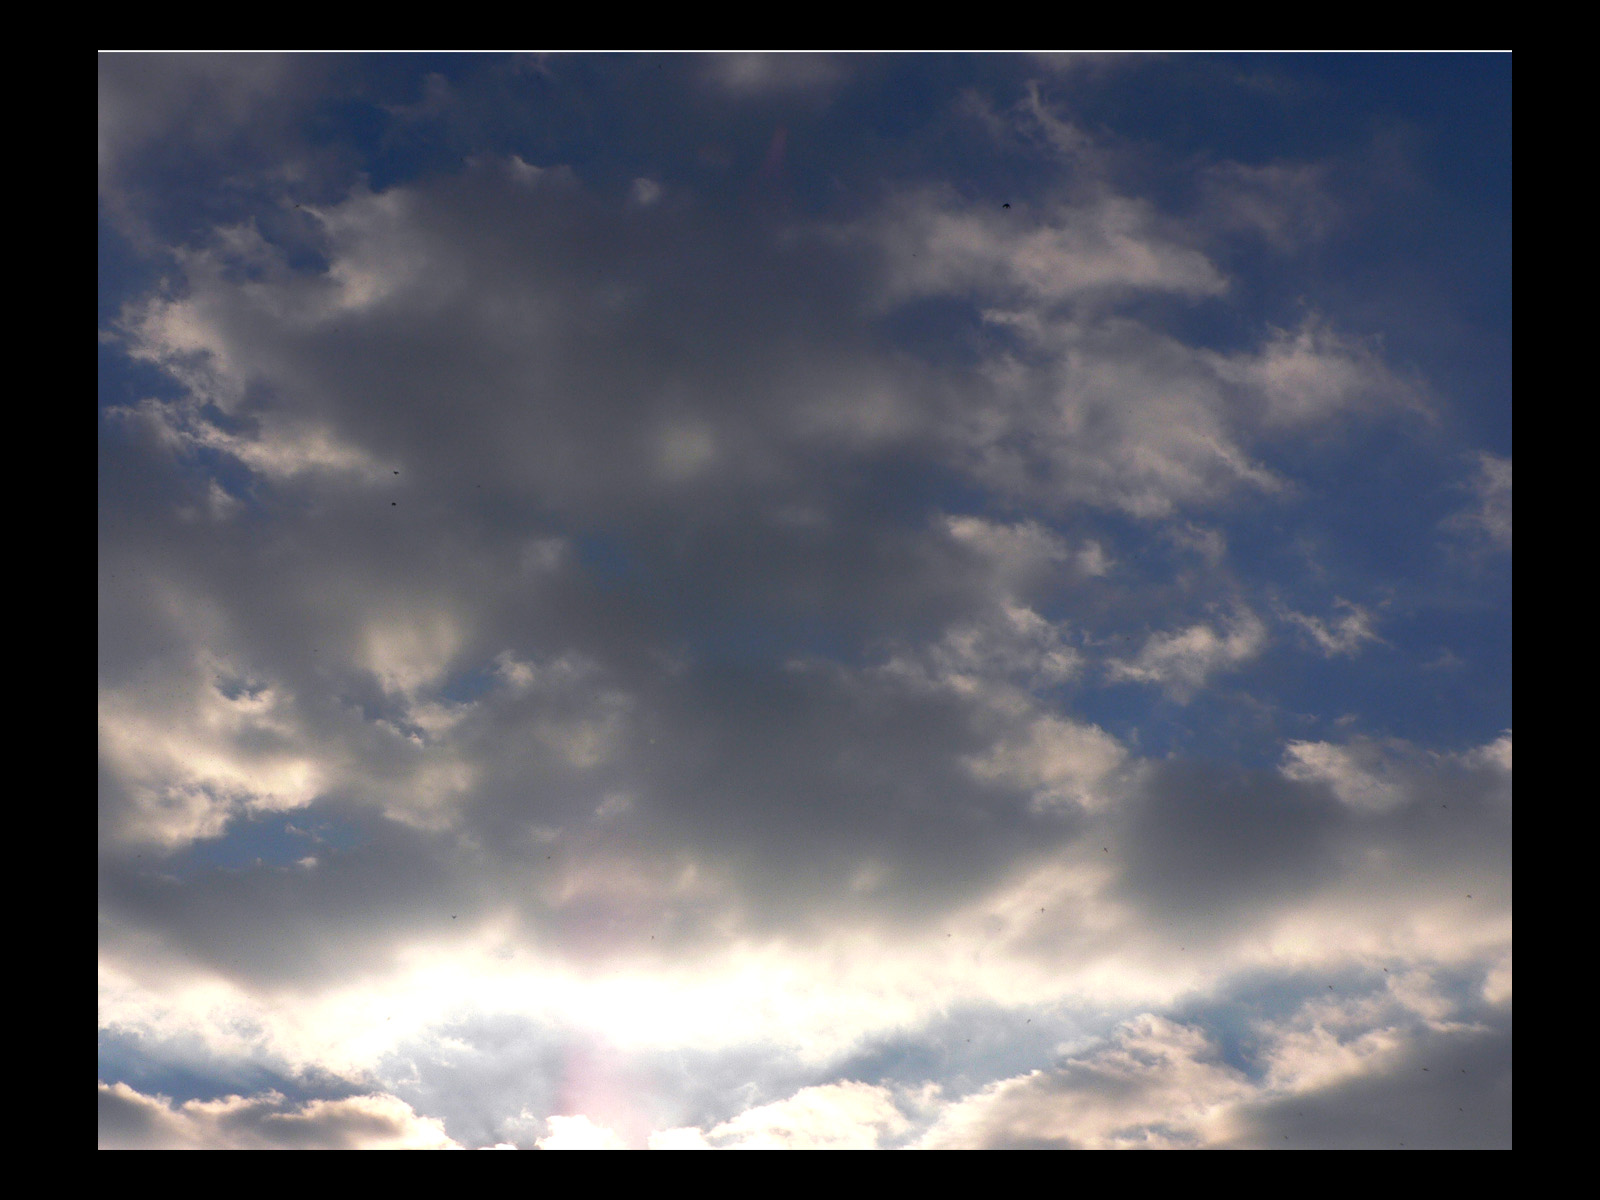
top-left (919, 1015), bottom-right (1252, 1149)
top-left (1165, 522), bottom-right (1228, 566)
top-left (1282, 739), bottom-right (1409, 812)
top-left (115, 398), bottom-right (386, 483)
top-left (1445, 453), bottom-right (1512, 550)
top-left (98, 1082), bottom-right (460, 1150)
top-left (965, 716), bottom-right (1129, 813)
top-left (1201, 160), bottom-right (1340, 251)
top-left (1467, 732), bottom-right (1512, 773)
top-left (493, 648), bottom-right (595, 694)
top-left (99, 652), bottom-right (325, 846)
top-left (1279, 599), bottom-right (1383, 657)
top-left (630, 177), bottom-right (664, 208)
top-left (944, 514), bottom-right (1109, 582)
top-left (361, 611), bottom-right (463, 697)
top-left (702, 53), bottom-right (844, 95)
top-left (1482, 955), bottom-right (1512, 1007)
top-left (1281, 732), bottom-right (1512, 813)
top-left (915, 603), bottom-right (1084, 693)
top-left (504, 155), bottom-right (579, 190)
top-left (697, 1081), bottom-right (912, 1149)
top-left (99, 54), bottom-right (301, 196)
top-left (537, 1114), bottom-right (628, 1150)
top-left (872, 189), bottom-right (1226, 310)
top-left (98, 58), bottom-right (1510, 1151)
top-left (945, 315), bottom-right (1288, 518)
top-left (656, 420), bottom-right (718, 480)
top-left (913, 974), bottom-right (1509, 1150)
top-left (1210, 317), bottom-right (1425, 427)
top-left (648, 1126), bottom-right (713, 1149)
top-left (1106, 608), bottom-right (1267, 700)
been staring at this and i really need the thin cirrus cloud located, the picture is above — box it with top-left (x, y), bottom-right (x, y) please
top-left (1444, 452), bottom-right (1513, 552)
top-left (99, 53), bottom-right (1510, 1148)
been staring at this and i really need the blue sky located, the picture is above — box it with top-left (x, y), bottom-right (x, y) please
top-left (99, 52), bottom-right (1510, 1149)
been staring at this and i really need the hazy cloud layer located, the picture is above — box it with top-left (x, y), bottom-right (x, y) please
top-left (100, 53), bottom-right (1511, 1148)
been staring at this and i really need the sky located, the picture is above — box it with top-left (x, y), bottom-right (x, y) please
top-left (98, 52), bottom-right (1511, 1150)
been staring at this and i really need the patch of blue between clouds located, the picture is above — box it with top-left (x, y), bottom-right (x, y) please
top-left (100, 1026), bottom-right (368, 1110)
top-left (167, 810), bottom-right (369, 873)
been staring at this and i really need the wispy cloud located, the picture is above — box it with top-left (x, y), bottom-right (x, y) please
top-left (1445, 453), bottom-right (1513, 551)
top-left (1106, 608), bottom-right (1268, 700)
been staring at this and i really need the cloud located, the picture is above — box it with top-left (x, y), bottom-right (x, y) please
top-left (1282, 739), bottom-right (1410, 812)
top-left (1106, 607), bottom-right (1267, 699)
top-left (696, 1081), bottom-right (912, 1149)
top-left (1200, 160), bottom-right (1341, 251)
top-left (916, 980), bottom-right (1510, 1150)
top-left (537, 1114), bottom-right (628, 1150)
top-left (115, 399), bottom-right (387, 484)
top-left (870, 188), bottom-right (1227, 310)
top-left (1280, 732), bottom-right (1511, 814)
top-left (98, 1081), bottom-right (460, 1149)
top-left (964, 716), bottom-right (1129, 814)
top-left (98, 648), bottom-right (326, 846)
top-left (702, 53), bottom-right (845, 96)
top-left (98, 54), bottom-right (305, 195)
top-left (1210, 317), bottom-right (1427, 428)
top-left (1278, 599), bottom-right (1383, 657)
top-left (96, 715), bottom-right (1511, 1147)
top-left (873, 602), bottom-right (1085, 696)
top-left (920, 1015), bottom-right (1252, 1148)
top-left (630, 177), bottom-right (664, 208)
top-left (944, 515), bottom-right (1110, 584)
top-left (957, 327), bottom-right (1281, 518)
top-left (1445, 453), bottom-right (1512, 551)
top-left (99, 56), bottom-right (1510, 1150)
